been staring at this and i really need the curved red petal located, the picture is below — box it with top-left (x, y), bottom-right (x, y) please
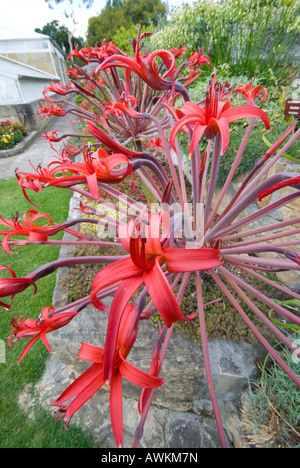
top-left (119, 354), bottom-right (164, 388)
top-left (91, 257), bottom-right (142, 311)
top-left (164, 247), bottom-right (222, 272)
top-left (103, 275), bottom-right (144, 383)
top-left (258, 176), bottom-right (300, 201)
top-left (110, 370), bottom-right (123, 448)
top-left (143, 257), bottom-right (183, 327)
top-left (208, 117), bottom-right (230, 155)
top-left (222, 105), bottom-right (270, 129)
top-left (77, 342), bottom-right (104, 363)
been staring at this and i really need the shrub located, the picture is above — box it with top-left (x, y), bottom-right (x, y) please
top-left (0, 120), bottom-right (27, 150)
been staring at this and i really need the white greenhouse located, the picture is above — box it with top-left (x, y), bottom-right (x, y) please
top-left (0, 27), bottom-right (67, 129)
top-left (0, 55), bottom-right (59, 105)
top-left (0, 27), bottom-right (67, 87)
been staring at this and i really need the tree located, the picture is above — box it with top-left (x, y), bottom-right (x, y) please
top-left (44, 0), bottom-right (94, 52)
top-left (35, 20), bottom-right (84, 56)
top-left (87, 0), bottom-right (167, 45)
top-left (123, 0), bottom-right (167, 26)
top-left (87, 6), bottom-right (131, 44)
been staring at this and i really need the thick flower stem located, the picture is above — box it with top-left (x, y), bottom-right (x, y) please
top-left (195, 273), bottom-right (228, 448)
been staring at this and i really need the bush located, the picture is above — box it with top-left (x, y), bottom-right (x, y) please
top-left (151, 0), bottom-right (300, 83)
top-left (241, 343), bottom-right (300, 448)
top-left (0, 120), bottom-right (27, 150)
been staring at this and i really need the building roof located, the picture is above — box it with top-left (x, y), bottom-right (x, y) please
top-left (0, 55), bottom-right (59, 80)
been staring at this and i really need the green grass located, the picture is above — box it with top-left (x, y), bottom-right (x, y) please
top-left (0, 179), bottom-right (96, 448)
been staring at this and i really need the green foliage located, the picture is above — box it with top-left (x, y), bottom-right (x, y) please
top-left (111, 24), bottom-right (150, 54)
top-left (241, 344), bottom-right (300, 447)
top-left (87, 0), bottom-right (167, 45)
top-left (151, 0), bottom-right (300, 83)
top-left (35, 20), bottom-right (84, 55)
top-left (88, 5), bottom-right (131, 43)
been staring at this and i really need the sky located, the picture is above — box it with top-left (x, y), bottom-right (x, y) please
top-left (0, 0), bottom-right (192, 40)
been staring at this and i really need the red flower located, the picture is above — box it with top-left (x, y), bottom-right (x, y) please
top-left (169, 46), bottom-right (188, 59)
top-left (0, 210), bottom-right (72, 253)
top-left (51, 303), bottom-right (163, 448)
top-left (144, 136), bottom-right (164, 155)
top-left (68, 43), bottom-right (90, 63)
top-left (9, 306), bottom-right (77, 363)
top-left (0, 266), bottom-right (37, 310)
top-left (170, 71), bottom-right (270, 156)
top-left (103, 93), bottom-right (139, 119)
top-left (88, 40), bottom-right (118, 61)
top-left (16, 146), bottom-right (132, 203)
top-left (57, 144), bottom-right (133, 199)
top-left (188, 48), bottom-right (211, 69)
top-left (43, 82), bottom-right (74, 96)
top-left (36, 104), bottom-right (67, 119)
top-left (91, 209), bottom-right (222, 382)
top-left (232, 81), bottom-right (268, 105)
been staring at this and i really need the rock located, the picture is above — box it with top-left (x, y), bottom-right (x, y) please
top-left (34, 302), bottom-right (265, 448)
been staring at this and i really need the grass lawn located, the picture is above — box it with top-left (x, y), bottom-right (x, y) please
top-left (0, 179), bottom-right (96, 448)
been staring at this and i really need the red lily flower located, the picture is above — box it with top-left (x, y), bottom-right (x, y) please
top-left (57, 144), bottom-right (133, 199)
top-left (16, 147), bottom-right (132, 203)
top-left (9, 306), bottom-right (78, 363)
top-left (0, 266), bottom-right (37, 310)
top-left (188, 48), bottom-right (211, 69)
top-left (43, 82), bottom-right (74, 96)
top-left (36, 103), bottom-right (67, 119)
top-left (88, 40), bottom-right (118, 61)
top-left (51, 303), bottom-right (164, 448)
top-left (144, 136), bottom-right (164, 155)
top-left (103, 93), bottom-right (139, 119)
top-left (42, 130), bottom-right (61, 142)
top-left (0, 210), bottom-right (74, 253)
top-left (93, 31), bottom-right (176, 93)
top-left (68, 43), bottom-right (90, 63)
top-left (170, 71), bottom-right (270, 156)
top-left (91, 210), bottom-right (222, 382)
top-left (169, 46), bottom-right (188, 59)
top-left (232, 81), bottom-right (268, 105)
top-left (258, 175), bottom-right (300, 201)
top-left (65, 67), bottom-right (86, 80)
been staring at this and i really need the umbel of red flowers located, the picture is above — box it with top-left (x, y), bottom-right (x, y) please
top-left (0, 30), bottom-right (299, 449)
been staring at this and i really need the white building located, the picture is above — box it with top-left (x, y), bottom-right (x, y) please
top-left (0, 55), bottom-right (59, 105)
top-left (0, 27), bottom-right (67, 87)
top-left (0, 27), bottom-right (67, 128)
